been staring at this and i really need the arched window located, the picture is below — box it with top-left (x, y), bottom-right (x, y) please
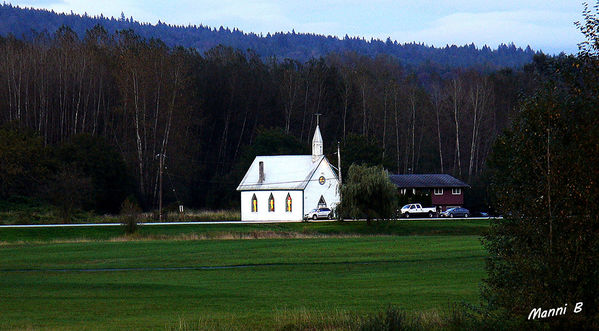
top-left (251, 194), bottom-right (258, 212)
top-left (286, 193), bottom-right (292, 212)
top-left (268, 193), bottom-right (275, 212)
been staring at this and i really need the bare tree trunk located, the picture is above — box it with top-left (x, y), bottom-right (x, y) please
top-left (547, 127), bottom-right (552, 250)
top-left (431, 83), bottom-right (444, 173)
top-left (234, 106), bottom-right (249, 161)
top-left (409, 89), bottom-right (416, 173)
top-left (361, 82), bottom-right (367, 136)
top-left (342, 77), bottom-right (350, 141)
top-left (300, 81), bottom-right (309, 142)
top-left (382, 84), bottom-right (388, 162)
top-left (132, 70), bottom-right (145, 195)
top-left (451, 78), bottom-right (462, 177)
top-left (394, 86), bottom-right (400, 173)
top-left (468, 82), bottom-right (480, 181)
top-left (74, 58), bottom-right (86, 135)
top-left (283, 70), bottom-right (298, 134)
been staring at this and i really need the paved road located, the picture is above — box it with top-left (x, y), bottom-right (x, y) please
top-left (0, 217), bottom-right (497, 228)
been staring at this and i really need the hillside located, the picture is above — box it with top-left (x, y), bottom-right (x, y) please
top-left (0, 3), bottom-right (536, 68)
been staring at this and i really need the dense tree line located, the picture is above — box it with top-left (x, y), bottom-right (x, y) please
top-left (0, 3), bottom-right (538, 69)
top-left (0, 26), bottom-right (539, 212)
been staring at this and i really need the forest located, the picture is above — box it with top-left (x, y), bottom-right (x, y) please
top-left (0, 23), bottom-right (551, 216)
top-left (0, 3), bottom-right (538, 69)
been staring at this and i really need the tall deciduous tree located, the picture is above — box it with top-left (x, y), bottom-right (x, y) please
top-left (482, 8), bottom-right (599, 325)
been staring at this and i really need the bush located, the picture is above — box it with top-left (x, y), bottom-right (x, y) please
top-left (359, 306), bottom-right (417, 331)
top-left (120, 197), bottom-right (141, 234)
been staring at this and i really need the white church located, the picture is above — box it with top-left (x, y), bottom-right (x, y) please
top-left (236, 124), bottom-right (340, 222)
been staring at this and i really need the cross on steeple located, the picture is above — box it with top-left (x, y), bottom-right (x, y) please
top-left (314, 112), bottom-right (322, 126)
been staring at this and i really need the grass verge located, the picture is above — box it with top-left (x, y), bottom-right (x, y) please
top-left (0, 219), bottom-right (489, 244)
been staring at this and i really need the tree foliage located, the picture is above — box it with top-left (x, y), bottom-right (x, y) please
top-left (55, 134), bottom-right (135, 213)
top-left (338, 164), bottom-right (397, 222)
top-left (0, 127), bottom-right (52, 199)
top-left (44, 165), bottom-right (93, 223)
top-left (0, 20), bottom-right (540, 212)
top-left (482, 4), bottom-right (599, 328)
top-left (0, 3), bottom-right (537, 69)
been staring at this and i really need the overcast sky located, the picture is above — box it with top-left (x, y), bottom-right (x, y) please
top-left (12, 0), bottom-right (584, 54)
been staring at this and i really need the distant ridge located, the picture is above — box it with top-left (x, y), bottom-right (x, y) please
top-left (0, 3), bottom-right (537, 68)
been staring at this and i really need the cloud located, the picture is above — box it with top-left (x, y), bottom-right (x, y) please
top-left (390, 10), bottom-right (582, 54)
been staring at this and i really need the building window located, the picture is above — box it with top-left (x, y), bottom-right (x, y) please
top-left (434, 188), bottom-right (444, 195)
top-left (268, 193), bottom-right (275, 212)
top-left (251, 194), bottom-right (258, 212)
top-left (286, 193), bottom-right (292, 212)
top-left (452, 188), bottom-right (461, 195)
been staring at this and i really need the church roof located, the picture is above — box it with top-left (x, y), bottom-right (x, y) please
top-left (237, 155), bottom-right (326, 191)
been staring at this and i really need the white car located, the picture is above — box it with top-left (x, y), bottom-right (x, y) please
top-left (305, 207), bottom-right (333, 220)
top-left (400, 203), bottom-right (437, 218)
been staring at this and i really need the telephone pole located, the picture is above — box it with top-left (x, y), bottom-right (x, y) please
top-left (337, 141), bottom-right (342, 195)
top-left (157, 153), bottom-right (165, 221)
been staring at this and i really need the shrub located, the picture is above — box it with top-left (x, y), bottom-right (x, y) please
top-left (120, 197), bottom-right (141, 234)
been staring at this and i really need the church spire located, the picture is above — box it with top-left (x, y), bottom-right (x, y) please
top-left (312, 123), bottom-right (323, 162)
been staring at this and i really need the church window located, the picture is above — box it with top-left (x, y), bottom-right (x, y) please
top-left (251, 194), bottom-right (258, 212)
top-left (268, 193), bottom-right (275, 212)
top-left (286, 193), bottom-right (292, 212)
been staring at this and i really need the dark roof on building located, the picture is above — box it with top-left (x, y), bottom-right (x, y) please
top-left (388, 174), bottom-right (469, 188)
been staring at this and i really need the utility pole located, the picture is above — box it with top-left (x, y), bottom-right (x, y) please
top-left (157, 153), bottom-right (165, 221)
top-left (337, 141), bottom-right (342, 198)
top-left (337, 141), bottom-right (342, 222)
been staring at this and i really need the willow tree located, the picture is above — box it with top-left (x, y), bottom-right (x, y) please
top-left (338, 164), bottom-right (397, 223)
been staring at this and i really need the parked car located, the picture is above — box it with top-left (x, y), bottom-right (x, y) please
top-left (399, 203), bottom-right (437, 218)
top-left (440, 207), bottom-right (470, 218)
top-left (305, 207), bottom-right (333, 220)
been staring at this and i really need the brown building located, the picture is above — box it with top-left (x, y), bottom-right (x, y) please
top-left (388, 174), bottom-right (469, 211)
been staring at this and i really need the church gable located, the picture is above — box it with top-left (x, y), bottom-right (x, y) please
top-left (304, 157), bottom-right (340, 210)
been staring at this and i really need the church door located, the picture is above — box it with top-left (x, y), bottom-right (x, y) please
top-left (318, 195), bottom-right (327, 208)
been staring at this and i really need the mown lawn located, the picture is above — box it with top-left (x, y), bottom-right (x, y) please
top-left (0, 235), bottom-right (486, 330)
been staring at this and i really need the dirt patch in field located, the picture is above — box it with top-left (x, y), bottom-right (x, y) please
top-left (0, 231), bottom-right (385, 245)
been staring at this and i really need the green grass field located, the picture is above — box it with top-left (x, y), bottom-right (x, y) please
top-left (0, 221), bottom-right (488, 330)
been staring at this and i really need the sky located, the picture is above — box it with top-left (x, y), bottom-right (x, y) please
top-left (11, 0), bottom-right (585, 54)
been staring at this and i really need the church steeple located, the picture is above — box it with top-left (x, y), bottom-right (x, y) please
top-left (312, 124), bottom-right (323, 162)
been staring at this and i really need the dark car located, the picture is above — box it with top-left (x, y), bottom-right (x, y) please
top-left (440, 207), bottom-right (470, 218)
